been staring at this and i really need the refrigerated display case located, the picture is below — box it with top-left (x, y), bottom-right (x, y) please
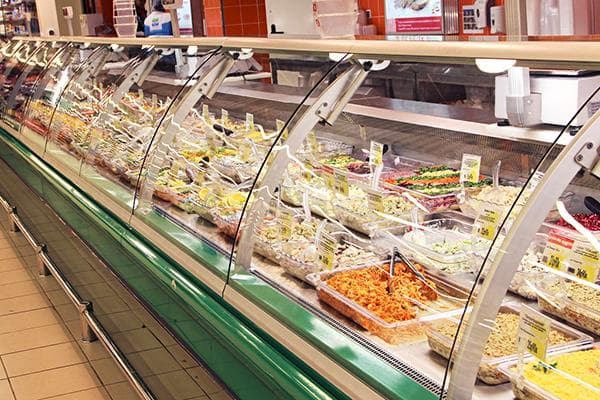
top-left (0, 35), bottom-right (598, 400)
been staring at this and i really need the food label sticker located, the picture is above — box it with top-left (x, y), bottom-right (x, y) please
top-left (322, 167), bottom-right (335, 192)
top-left (278, 211), bottom-right (294, 240)
top-left (334, 170), bottom-right (349, 196)
top-left (245, 113), bottom-right (254, 131)
top-left (568, 240), bottom-right (600, 282)
top-left (369, 141), bottom-right (384, 166)
top-left (221, 109), bottom-right (228, 125)
top-left (307, 131), bottom-right (318, 153)
top-left (317, 232), bottom-right (337, 270)
top-left (542, 231), bottom-right (574, 271)
top-left (460, 153), bottom-right (481, 184)
top-left (202, 104), bottom-right (209, 120)
top-left (473, 205), bottom-right (502, 240)
top-left (276, 119), bottom-right (288, 141)
top-left (367, 189), bottom-right (384, 212)
top-left (517, 305), bottom-right (550, 362)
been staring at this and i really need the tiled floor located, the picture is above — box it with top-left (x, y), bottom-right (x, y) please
top-left (0, 217), bottom-right (233, 400)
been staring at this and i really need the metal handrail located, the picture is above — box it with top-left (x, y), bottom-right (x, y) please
top-left (0, 195), bottom-right (156, 400)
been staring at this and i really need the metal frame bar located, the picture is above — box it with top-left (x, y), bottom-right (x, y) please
top-left (0, 195), bottom-right (156, 400)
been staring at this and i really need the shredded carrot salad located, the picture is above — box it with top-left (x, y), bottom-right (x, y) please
top-left (326, 263), bottom-right (438, 323)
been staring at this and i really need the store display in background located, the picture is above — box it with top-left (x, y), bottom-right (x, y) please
top-left (459, 0), bottom-right (505, 35)
top-left (384, 0), bottom-right (459, 34)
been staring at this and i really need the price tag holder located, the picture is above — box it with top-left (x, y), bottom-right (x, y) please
top-left (473, 205), bottom-right (502, 240)
top-left (367, 189), bottom-right (384, 212)
top-left (221, 109), bottom-right (229, 125)
top-left (567, 240), bottom-right (600, 282)
top-left (239, 140), bottom-right (252, 162)
top-left (517, 305), bottom-right (550, 362)
top-left (525, 171), bottom-right (544, 195)
top-left (460, 153), bottom-right (481, 184)
top-left (322, 167), bottom-right (335, 192)
top-left (542, 231), bottom-right (574, 271)
top-left (359, 125), bottom-right (367, 141)
top-left (245, 112), bottom-right (254, 131)
top-left (302, 191), bottom-right (312, 222)
top-left (369, 141), bottom-right (384, 166)
top-left (169, 160), bottom-right (181, 178)
top-left (302, 164), bottom-right (312, 182)
top-left (202, 104), bottom-right (209, 120)
top-left (317, 231), bottom-right (337, 270)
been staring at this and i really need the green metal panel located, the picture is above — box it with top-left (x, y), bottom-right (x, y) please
top-left (0, 127), bottom-right (439, 400)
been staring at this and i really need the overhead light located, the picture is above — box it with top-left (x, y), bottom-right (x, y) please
top-left (475, 58), bottom-right (516, 74)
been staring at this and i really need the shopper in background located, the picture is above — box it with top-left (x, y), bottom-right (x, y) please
top-left (135, 0), bottom-right (148, 35)
top-left (144, 0), bottom-right (173, 37)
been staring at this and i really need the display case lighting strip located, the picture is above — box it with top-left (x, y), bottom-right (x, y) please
top-left (0, 194), bottom-right (157, 400)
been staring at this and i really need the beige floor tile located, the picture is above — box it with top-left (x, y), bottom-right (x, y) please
top-left (145, 323), bottom-right (177, 347)
top-left (75, 282), bottom-right (116, 301)
top-left (0, 247), bottom-right (19, 261)
top-left (89, 358), bottom-right (126, 386)
top-left (126, 348), bottom-right (181, 377)
top-left (207, 391), bottom-right (233, 400)
top-left (0, 323), bottom-right (72, 354)
top-left (0, 269), bottom-right (32, 285)
top-left (65, 271), bottom-right (104, 286)
top-left (0, 240), bottom-right (15, 250)
top-left (0, 292), bottom-right (50, 317)
top-left (77, 341), bottom-right (110, 362)
top-left (0, 280), bottom-right (40, 300)
top-left (0, 258), bottom-right (25, 273)
top-left (54, 303), bottom-right (80, 322)
top-left (41, 386), bottom-right (112, 400)
top-left (2, 342), bottom-right (86, 377)
top-left (144, 370), bottom-right (206, 400)
top-left (0, 360), bottom-right (5, 380)
top-left (111, 328), bottom-right (162, 355)
top-left (104, 382), bottom-right (139, 400)
top-left (166, 344), bottom-right (200, 369)
top-left (0, 379), bottom-right (14, 400)
top-left (186, 367), bottom-right (225, 395)
top-left (0, 308), bottom-right (61, 335)
top-left (45, 289), bottom-right (72, 306)
top-left (11, 363), bottom-right (101, 400)
top-left (37, 276), bottom-right (60, 292)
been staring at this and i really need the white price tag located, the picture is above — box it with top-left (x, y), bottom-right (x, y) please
top-left (460, 154), bottom-right (481, 184)
top-left (245, 112), bottom-right (254, 131)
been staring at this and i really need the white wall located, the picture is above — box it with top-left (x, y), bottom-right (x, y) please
top-left (36, 0), bottom-right (60, 37)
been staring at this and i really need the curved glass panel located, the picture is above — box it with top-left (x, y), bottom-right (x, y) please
top-left (0, 41), bottom-right (42, 119)
top-left (19, 43), bottom-right (104, 154)
top-left (133, 49), bottom-right (339, 282)
top-left (229, 53), bottom-right (600, 400)
top-left (2, 41), bottom-right (66, 129)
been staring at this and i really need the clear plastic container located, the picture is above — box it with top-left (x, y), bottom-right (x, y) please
top-left (332, 186), bottom-right (424, 237)
top-left (212, 156), bottom-right (257, 183)
top-left (115, 23), bottom-right (137, 38)
top-left (426, 303), bottom-right (593, 385)
top-left (211, 211), bottom-right (241, 238)
top-left (387, 217), bottom-right (492, 277)
top-left (114, 15), bottom-right (136, 25)
top-left (499, 344), bottom-right (600, 400)
top-left (316, 266), bottom-right (469, 344)
top-left (312, 0), bottom-right (358, 14)
top-left (314, 13), bottom-right (358, 38)
top-left (536, 276), bottom-right (600, 335)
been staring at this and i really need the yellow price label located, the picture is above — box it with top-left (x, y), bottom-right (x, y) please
top-left (239, 140), bottom-right (252, 162)
top-left (317, 232), bottom-right (337, 270)
top-left (303, 164), bottom-right (312, 182)
top-left (473, 206), bottom-right (501, 240)
top-left (568, 240), bottom-right (600, 282)
top-left (202, 104), bottom-right (209, 120)
top-left (518, 305), bottom-right (550, 361)
top-left (369, 141), bottom-right (384, 166)
top-left (542, 231), bottom-right (574, 271)
top-left (322, 167), bottom-right (335, 192)
top-left (460, 153), bottom-right (481, 184)
top-left (367, 189), bottom-right (384, 212)
top-left (307, 131), bottom-right (318, 153)
top-left (334, 170), bottom-right (349, 196)
top-left (278, 211), bottom-right (294, 240)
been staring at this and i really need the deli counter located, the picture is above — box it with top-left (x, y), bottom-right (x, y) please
top-left (0, 36), bottom-right (599, 400)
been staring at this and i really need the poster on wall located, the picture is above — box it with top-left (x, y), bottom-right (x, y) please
top-left (178, 0), bottom-right (193, 36)
top-left (385, 0), bottom-right (443, 33)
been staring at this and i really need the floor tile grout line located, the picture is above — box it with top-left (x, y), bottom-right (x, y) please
top-left (3, 359), bottom-right (89, 380)
top-left (0, 357), bottom-right (17, 400)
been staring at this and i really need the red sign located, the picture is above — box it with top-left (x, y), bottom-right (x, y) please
top-left (394, 16), bottom-right (443, 32)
